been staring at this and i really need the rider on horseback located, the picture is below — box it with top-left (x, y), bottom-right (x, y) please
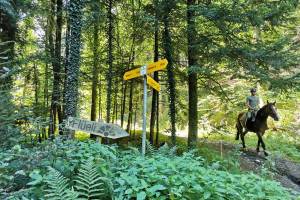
top-left (246, 88), bottom-right (260, 122)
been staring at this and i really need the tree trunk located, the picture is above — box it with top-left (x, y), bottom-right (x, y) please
top-left (106, 0), bottom-right (113, 123)
top-left (49, 0), bottom-right (63, 136)
top-left (112, 80), bottom-right (118, 124)
top-left (162, 0), bottom-right (176, 145)
top-left (187, 0), bottom-right (198, 148)
top-left (133, 99), bottom-right (138, 140)
top-left (120, 80), bottom-right (127, 128)
top-left (48, 0), bottom-right (56, 138)
top-left (43, 62), bottom-right (49, 139)
top-left (98, 77), bottom-right (102, 120)
top-left (126, 81), bottom-right (134, 133)
top-left (155, 91), bottom-right (159, 146)
top-left (63, 0), bottom-right (70, 119)
top-left (150, 0), bottom-right (159, 144)
top-left (64, 0), bottom-right (84, 138)
top-left (90, 17), bottom-right (99, 139)
top-left (33, 63), bottom-right (39, 116)
top-left (56, 0), bottom-right (63, 135)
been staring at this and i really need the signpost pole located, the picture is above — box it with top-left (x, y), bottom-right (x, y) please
top-left (142, 75), bottom-right (147, 155)
top-left (123, 59), bottom-right (168, 155)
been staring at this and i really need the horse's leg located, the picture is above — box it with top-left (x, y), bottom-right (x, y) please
top-left (257, 132), bottom-right (268, 156)
top-left (256, 138), bottom-right (260, 153)
top-left (241, 131), bottom-right (247, 149)
top-left (260, 133), bottom-right (268, 156)
top-left (235, 122), bottom-right (241, 140)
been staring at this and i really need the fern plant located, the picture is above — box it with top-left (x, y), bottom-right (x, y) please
top-left (44, 159), bottom-right (113, 200)
top-left (145, 140), bottom-right (156, 155)
top-left (75, 159), bottom-right (111, 200)
top-left (44, 167), bottom-right (79, 200)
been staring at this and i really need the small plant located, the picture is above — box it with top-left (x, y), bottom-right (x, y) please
top-left (44, 159), bottom-right (113, 200)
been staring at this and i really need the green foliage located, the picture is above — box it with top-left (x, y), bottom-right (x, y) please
top-left (0, 138), bottom-right (116, 199)
top-left (44, 167), bottom-right (78, 200)
top-left (75, 159), bottom-right (113, 199)
top-left (1, 139), bottom-right (296, 199)
top-left (113, 145), bottom-right (292, 200)
top-left (43, 160), bottom-right (113, 200)
top-left (210, 130), bottom-right (300, 163)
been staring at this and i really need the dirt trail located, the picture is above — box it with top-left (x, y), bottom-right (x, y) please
top-left (205, 141), bottom-right (300, 193)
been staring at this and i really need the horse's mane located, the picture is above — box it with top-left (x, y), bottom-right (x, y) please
top-left (256, 104), bottom-right (269, 119)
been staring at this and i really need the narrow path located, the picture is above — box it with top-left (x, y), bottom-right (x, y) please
top-left (204, 141), bottom-right (300, 193)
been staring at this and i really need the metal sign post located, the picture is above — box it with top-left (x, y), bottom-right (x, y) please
top-left (123, 59), bottom-right (168, 155)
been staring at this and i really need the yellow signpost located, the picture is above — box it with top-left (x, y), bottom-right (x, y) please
top-left (123, 68), bottom-right (141, 81)
top-left (123, 59), bottom-right (168, 80)
top-left (123, 59), bottom-right (168, 155)
top-left (146, 59), bottom-right (168, 74)
top-left (147, 75), bottom-right (160, 92)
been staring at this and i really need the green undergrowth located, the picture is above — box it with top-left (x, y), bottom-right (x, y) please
top-left (207, 130), bottom-right (300, 163)
top-left (127, 129), bottom-right (300, 164)
top-left (0, 138), bottom-right (297, 199)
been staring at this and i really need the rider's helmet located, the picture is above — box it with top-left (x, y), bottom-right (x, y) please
top-left (250, 88), bottom-right (256, 93)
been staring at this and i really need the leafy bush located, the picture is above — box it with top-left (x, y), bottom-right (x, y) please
top-left (113, 146), bottom-right (292, 200)
top-left (43, 159), bottom-right (113, 200)
top-left (0, 138), bottom-right (116, 199)
top-left (0, 139), bottom-right (295, 200)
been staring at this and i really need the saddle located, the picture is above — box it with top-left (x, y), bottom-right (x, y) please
top-left (239, 113), bottom-right (248, 128)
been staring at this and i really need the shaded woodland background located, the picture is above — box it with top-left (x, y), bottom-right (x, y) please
top-left (1, 0), bottom-right (300, 199)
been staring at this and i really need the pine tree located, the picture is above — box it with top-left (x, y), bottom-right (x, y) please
top-left (90, 1), bottom-right (101, 139)
top-left (187, 0), bottom-right (198, 148)
top-left (106, 0), bottom-right (114, 123)
top-left (162, 0), bottom-right (177, 145)
top-left (150, 0), bottom-right (160, 145)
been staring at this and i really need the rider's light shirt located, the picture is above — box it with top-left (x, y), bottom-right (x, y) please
top-left (246, 96), bottom-right (260, 110)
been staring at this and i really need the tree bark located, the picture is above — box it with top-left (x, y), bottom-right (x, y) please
top-left (187, 0), bottom-right (198, 148)
top-left (98, 77), bottom-right (102, 120)
top-left (106, 0), bottom-right (114, 123)
top-left (150, 0), bottom-right (159, 144)
top-left (64, 0), bottom-right (84, 138)
top-left (90, 15), bottom-right (99, 139)
top-left (63, 0), bottom-right (70, 119)
top-left (120, 80), bottom-right (127, 128)
top-left (162, 0), bottom-right (176, 145)
top-left (48, 0), bottom-right (56, 138)
top-left (126, 81), bottom-right (134, 133)
top-left (49, 0), bottom-right (63, 136)
top-left (155, 91), bottom-right (159, 146)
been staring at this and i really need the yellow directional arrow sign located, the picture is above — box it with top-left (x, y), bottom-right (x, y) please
top-left (123, 59), bottom-right (168, 81)
top-left (147, 75), bottom-right (160, 92)
top-left (123, 67), bottom-right (141, 81)
top-left (147, 59), bottom-right (168, 74)
top-left (122, 58), bottom-right (168, 156)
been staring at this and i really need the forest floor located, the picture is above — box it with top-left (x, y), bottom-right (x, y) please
top-left (125, 129), bottom-right (300, 194)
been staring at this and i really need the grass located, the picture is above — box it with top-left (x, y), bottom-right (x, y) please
top-left (73, 127), bottom-right (300, 165)
top-left (207, 130), bottom-right (300, 163)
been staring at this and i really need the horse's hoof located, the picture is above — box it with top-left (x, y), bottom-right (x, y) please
top-left (264, 151), bottom-right (269, 156)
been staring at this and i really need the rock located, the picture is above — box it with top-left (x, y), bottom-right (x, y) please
top-left (275, 157), bottom-right (300, 185)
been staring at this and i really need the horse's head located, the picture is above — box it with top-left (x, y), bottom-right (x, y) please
top-left (266, 100), bottom-right (280, 121)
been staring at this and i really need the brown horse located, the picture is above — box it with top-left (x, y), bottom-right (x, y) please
top-left (236, 101), bottom-right (279, 156)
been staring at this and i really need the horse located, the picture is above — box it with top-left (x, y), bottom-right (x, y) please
top-left (235, 101), bottom-right (279, 156)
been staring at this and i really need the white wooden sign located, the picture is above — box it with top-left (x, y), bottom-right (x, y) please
top-left (66, 117), bottom-right (129, 139)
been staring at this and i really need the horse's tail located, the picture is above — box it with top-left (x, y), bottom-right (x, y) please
top-left (235, 113), bottom-right (243, 140)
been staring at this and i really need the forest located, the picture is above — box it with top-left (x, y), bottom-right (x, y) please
top-left (1, 0), bottom-right (300, 199)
